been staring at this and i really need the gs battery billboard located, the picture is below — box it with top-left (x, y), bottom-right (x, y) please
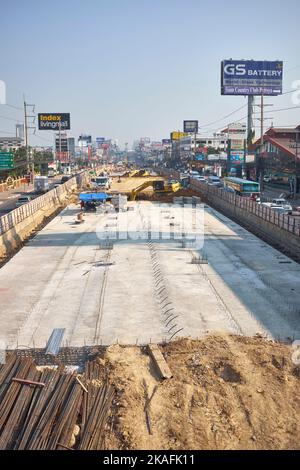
top-left (38, 113), bottom-right (71, 130)
top-left (221, 60), bottom-right (283, 96)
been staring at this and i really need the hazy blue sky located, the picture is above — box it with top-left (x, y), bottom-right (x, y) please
top-left (1, 0), bottom-right (300, 147)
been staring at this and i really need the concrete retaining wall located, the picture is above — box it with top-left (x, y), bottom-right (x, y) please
top-left (0, 177), bottom-right (78, 258)
top-left (161, 168), bottom-right (300, 259)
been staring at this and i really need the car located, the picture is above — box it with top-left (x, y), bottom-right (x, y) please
top-left (207, 176), bottom-right (222, 187)
top-left (53, 183), bottom-right (61, 189)
top-left (16, 196), bottom-right (31, 207)
top-left (193, 175), bottom-right (206, 181)
top-left (61, 176), bottom-right (71, 184)
top-left (260, 198), bottom-right (293, 215)
top-left (263, 176), bottom-right (271, 183)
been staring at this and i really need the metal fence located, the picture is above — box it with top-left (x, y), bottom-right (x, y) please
top-left (162, 169), bottom-right (300, 238)
top-left (0, 176), bottom-right (77, 236)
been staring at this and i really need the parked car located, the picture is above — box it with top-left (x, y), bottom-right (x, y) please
top-left (15, 196), bottom-right (31, 207)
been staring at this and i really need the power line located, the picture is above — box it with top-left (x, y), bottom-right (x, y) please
top-left (3, 103), bottom-right (24, 112)
top-left (0, 114), bottom-right (24, 123)
top-left (200, 104), bottom-right (247, 128)
top-left (0, 129), bottom-right (17, 135)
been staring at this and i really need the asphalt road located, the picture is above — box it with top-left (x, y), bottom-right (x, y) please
top-left (0, 176), bottom-right (61, 216)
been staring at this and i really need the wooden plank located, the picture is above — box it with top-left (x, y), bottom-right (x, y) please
top-left (147, 344), bottom-right (173, 379)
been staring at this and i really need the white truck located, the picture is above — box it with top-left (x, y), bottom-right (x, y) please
top-left (261, 198), bottom-right (293, 215)
top-left (34, 176), bottom-right (50, 194)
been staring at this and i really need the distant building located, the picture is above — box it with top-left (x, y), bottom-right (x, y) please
top-left (68, 137), bottom-right (75, 158)
top-left (249, 126), bottom-right (300, 192)
top-left (15, 123), bottom-right (24, 141)
top-left (0, 137), bottom-right (23, 150)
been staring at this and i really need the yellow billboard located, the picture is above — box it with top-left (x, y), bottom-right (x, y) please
top-left (170, 131), bottom-right (188, 141)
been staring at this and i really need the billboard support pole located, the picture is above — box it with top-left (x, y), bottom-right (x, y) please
top-left (260, 93), bottom-right (264, 147)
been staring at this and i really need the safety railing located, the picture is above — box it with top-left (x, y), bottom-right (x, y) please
top-left (161, 169), bottom-right (300, 238)
top-left (0, 176), bottom-right (77, 236)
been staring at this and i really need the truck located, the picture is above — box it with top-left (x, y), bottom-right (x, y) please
top-left (34, 176), bottom-right (49, 194)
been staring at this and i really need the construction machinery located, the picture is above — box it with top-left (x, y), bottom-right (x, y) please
top-left (130, 179), bottom-right (181, 201)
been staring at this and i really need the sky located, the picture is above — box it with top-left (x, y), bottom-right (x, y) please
top-left (1, 0), bottom-right (300, 148)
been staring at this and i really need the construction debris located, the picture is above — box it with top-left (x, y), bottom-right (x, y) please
top-left (1, 335), bottom-right (300, 450)
top-left (147, 344), bottom-right (173, 379)
top-left (0, 354), bottom-right (114, 450)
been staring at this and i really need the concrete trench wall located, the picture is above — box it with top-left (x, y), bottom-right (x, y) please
top-left (161, 169), bottom-right (300, 259)
top-left (0, 177), bottom-right (78, 258)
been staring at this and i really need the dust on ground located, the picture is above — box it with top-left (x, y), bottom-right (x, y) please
top-left (102, 334), bottom-right (300, 450)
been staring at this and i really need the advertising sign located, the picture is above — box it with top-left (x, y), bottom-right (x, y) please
top-left (195, 154), bottom-right (205, 161)
top-left (170, 131), bottom-right (188, 141)
top-left (230, 139), bottom-right (245, 150)
top-left (96, 137), bottom-right (105, 143)
top-left (162, 139), bottom-right (171, 145)
top-left (221, 60), bottom-right (283, 96)
top-left (56, 151), bottom-right (69, 163)
top-left (38, 113), bottom-right (71, 130)
top-left (183, 120), bottom-right (198, 134)
top-left (229, 151), bottom-right (245, 163)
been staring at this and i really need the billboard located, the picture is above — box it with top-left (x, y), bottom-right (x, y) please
top-left (221, 60), bottom-right (283, 96)
top-left (229, 151), bottom-right (245, 163)
top-left (183, 120), bottom-right (198, 133)
top-left (170, 131), bottom-right (188, 141)
top-left (38, 113), bottom-right (70, 130)
top-left (162, 139), bottom-right (171, 145)
top-left (230, 139), bottom-right (245, 150)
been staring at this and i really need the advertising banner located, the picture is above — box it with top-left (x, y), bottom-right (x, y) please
top-left (170, 131), bottom-right (188, 141)
top-left (229, 151), bottom-right (245, 163)
top-left (183, 120), bottom-right (198, 133)
top-left (221, 60), bottom-right (283, 96)
top-left (38, 113), bottom-right (70, 130)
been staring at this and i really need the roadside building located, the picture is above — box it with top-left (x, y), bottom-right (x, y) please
top-left (250, 126), bottom-right (300, 194)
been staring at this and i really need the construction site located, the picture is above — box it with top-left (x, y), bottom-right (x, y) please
top-left (0, 171), bottom-right (300, 450)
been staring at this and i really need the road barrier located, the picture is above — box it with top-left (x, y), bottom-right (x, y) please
top-left (0, 176), bottom-right (80, 237)
top-left (0, 177), bottom-right (27, 193)
top-left (162, 169), bottom-right (300, 238)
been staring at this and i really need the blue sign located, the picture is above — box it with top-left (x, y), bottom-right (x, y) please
top-left (162, 139), bottom-right (171, 145)
top-left (221, 60), bottom-right (283, 96)
top-left (183, 120), bottom-right (198, 133)
top-left (195, 154), bottom-right (205, 161)
top-left (229, 151), bottom-right (244, 163)
top-left (96, 137), bottom-right (105, 143)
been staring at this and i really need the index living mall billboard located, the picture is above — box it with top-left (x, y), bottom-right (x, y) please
top-left (38, 113), bottom-right (70, 130)
top-left (221, 60), bottom-right (283, 96)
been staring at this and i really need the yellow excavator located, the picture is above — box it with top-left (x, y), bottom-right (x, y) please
top-left (130, 179), bottom-right (181, 201)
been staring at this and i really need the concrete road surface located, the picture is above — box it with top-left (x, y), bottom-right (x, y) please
top-left (0, 201), bottom-right (299, 349)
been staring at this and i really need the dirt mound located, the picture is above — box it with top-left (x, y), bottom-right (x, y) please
top-left (102, 335), bottom-right (300, 450)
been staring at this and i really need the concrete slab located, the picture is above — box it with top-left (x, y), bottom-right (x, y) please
top-left (0, 201), bottom-right (299, 348)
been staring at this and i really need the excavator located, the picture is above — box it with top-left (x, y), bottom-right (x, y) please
top-left (123, 168), bottom-right (150, 177)
top-left (130, 179), bottom-right (181, 201)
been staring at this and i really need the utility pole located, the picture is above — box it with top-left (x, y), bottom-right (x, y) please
top-left (255, 95), bottom-right (273, 186)
top-left (23, 100), bottom-right (36, 181)
top-left (247, 95), bottom-right (254, 149)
